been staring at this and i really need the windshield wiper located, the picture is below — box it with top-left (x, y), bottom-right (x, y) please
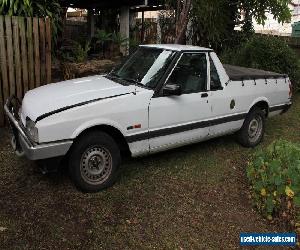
top-left (109, 72), bottom-right (119, 78)
top-left (120, 78), bottom-right (144, 87)
top-left (106, 73), bottom-right (129, 86)
top-left (107, 73), bottom-right (144, 87)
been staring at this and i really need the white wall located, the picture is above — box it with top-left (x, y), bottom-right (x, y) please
top-left (253, 2), bottom-right (300, 36)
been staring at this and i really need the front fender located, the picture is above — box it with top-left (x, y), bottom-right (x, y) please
top-left (71, 119), bottom-right (126, 139)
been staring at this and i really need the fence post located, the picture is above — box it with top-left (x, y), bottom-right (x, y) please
top-left (33, 17), bottom-right (41, 88)
top-left (5, 16), bottom-right (15, 98)
top-left (0, 16), bottom-right (9, 112)
top-left (45, 18), bottom-right (51, 84)
top-left (0, 72), bottom-right (3, 126)
top-left (39, 18), bottom-right (46, 85)
top-left (27, 17), bottom-right (35, 90)
top-left (12, 16), bottom-right (22, 100)
top-left (19, 17), bottom-right (29, 94)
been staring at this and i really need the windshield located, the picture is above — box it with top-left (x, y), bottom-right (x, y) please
top-left (110, 47), bottom-right (175, 89)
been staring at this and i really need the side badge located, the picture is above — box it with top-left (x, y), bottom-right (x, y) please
top-left (230, 99), bottom-right (236, 110)
top-left (127, 124), bottom-right (142, 130)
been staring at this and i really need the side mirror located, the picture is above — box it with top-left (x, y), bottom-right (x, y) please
top-left (163, 84), bottom-right (182, 96)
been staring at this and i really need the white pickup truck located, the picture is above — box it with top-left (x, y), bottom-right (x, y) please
top-left (5, 44), bottom-right (292, 192)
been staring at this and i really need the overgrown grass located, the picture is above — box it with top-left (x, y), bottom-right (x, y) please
top-left (0, 94), bottom-right (299, 249)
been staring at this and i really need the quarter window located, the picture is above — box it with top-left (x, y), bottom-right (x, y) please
top-left (210, 57), bottom-right (222, 90)
top-left (167, 53), bottom-right (207, 94)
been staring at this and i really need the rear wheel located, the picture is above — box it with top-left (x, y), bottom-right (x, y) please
top-left (237, 108), bottom-right (266, 148)
top-left (68, 131), bottom-right (121, 192)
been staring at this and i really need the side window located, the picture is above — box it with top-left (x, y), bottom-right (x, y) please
top-left (167, 53), bottom-right (207, 94)
top-left (209, 57), bottom-right (222, 90)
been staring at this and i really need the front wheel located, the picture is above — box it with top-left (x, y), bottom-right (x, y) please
top-left (237, 108), bottom-right (266, 148)
top-left (68, 131), bottom-right (121, 192)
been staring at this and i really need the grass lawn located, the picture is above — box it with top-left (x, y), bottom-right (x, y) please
top-left (0, 94), bottom-right (299, 249)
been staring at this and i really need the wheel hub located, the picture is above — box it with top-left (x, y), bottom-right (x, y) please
top-left (249, 120), bottom-right (259, 137)
top-left (248, 115), bottom-right (263, 142)
top-left (88, 155), bottom-right (104, 175)
top-left (80, 146), bottom-right (112, 185)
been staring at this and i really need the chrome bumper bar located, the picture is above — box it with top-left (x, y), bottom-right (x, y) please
top-left (4, 96), bottom-right (73, 161)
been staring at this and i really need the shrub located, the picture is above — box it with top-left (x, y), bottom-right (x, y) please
top-left (247, 140), bottom-right (300, 228)
top-left (73, 41), bottom-right (91, 63)
top-left (58, 40), bottom-right (90, 63)
top-left (221, 35), bottom-right (300, 90)
top-left (94, 29), bottom-right (112, 58)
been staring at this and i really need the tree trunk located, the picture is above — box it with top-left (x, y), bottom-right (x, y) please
top-left (175, 0), bottom-right (192, 44)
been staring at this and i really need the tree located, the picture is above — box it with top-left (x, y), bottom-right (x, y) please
top-left (191, 0), bottom-right (236, 50)
top-left (0, 0), bottom-right (62, 44)
top-left (190, 0), bottom-right (292, 50)
top-left (168, 0), bottom-right (292, 48)
top-left (174, 0), bottom-right (192, 44)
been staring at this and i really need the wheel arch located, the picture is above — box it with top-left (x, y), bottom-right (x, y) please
top-left (73, 124), bottom-right (131, 157)
top-left (248, 98), bottom-right (270, 117)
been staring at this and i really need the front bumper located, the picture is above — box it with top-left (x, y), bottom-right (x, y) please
top-left (4, 96), bottom-right (73, 161)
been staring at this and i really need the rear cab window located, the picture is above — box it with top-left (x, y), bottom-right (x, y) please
top-left (209, 57), bottom-right (222, 91)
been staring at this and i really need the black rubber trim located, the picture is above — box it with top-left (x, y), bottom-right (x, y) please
top-left (182, 49), bottom-right (213, 53)
top-left (153, 50), bottom-right (212, 97)
top-left (126, 112), bottom-right (247, 143)
top-left (281, 103), bottom-right (292, 114)
top-left (35, 93), bottom-right (132, 122)
top-left (269, 104), bottom-right (291, 112)
top-left (153, 51), bottom-right (182, 97)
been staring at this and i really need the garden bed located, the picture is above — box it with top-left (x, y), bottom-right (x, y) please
top-left (52, 58), bottom-right (118, 82)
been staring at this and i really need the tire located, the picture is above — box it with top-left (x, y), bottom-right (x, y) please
top-left (68, 131), bottom-right (121, 192)
top-left (237, 108), bottom-right (266, 148)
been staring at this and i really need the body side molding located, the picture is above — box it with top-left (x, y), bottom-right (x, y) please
top-left (35, 93), bottom-right (132, 122)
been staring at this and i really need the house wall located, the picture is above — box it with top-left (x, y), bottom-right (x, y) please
top-left (254, 1), bottom-right (300, 36)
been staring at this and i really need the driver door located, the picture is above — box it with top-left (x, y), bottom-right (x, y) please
top-left (148, 52), bottom-right (212, 153)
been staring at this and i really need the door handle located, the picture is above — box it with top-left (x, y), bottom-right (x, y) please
top-left (201, 93), bottom-right (208, 98)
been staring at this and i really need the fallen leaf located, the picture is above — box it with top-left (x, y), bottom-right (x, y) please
top-left (0, 227), bottom-right (7, 232)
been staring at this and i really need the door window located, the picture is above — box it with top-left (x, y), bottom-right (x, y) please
top-left (167, 53), bottom-right (207, 94)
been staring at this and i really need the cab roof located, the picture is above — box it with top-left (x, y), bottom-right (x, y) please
top-left (140, 44), bottom-right (213, 52)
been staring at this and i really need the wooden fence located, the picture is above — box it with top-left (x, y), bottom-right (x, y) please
top-left (0, 16), bottom-right (51, 126)
top-left (63, 20), bottom-right (87, 43)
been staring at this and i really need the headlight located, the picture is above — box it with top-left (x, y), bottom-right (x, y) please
top-left (26, 118), bottom-right (39, 142)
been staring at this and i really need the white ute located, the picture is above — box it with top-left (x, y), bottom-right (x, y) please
top-left (5, 44), bottom-right (292, 192)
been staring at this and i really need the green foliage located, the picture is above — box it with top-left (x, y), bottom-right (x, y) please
top-left (247, 140), bottom-right (300, 223)
top-left (190, 0), bottom-right (235, 49)
top-left (221, 35), bottom-right (300, 90)
top-left (158, 10), bottom-right (176, 43)
top-left (94, 29), bottom-right (112, 57)
top-left (111, 32), bottom-right (128, 47)
top-left (244, 0), bottom-right (292, 25)
top-left (95, 29), bottom-right (112, 45)
top-left (179, 0), bottom-right (291, 50)
top-left (0, 0), bottom-right (62, 45)
top-left (59, 40), bottom-right (90, 63)
top-left (129, 38), bottom-right (140, 54)
top-left (0, 0), bottom-right (32, 16)
top-left (74, 41), bottom-right (91, 63)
